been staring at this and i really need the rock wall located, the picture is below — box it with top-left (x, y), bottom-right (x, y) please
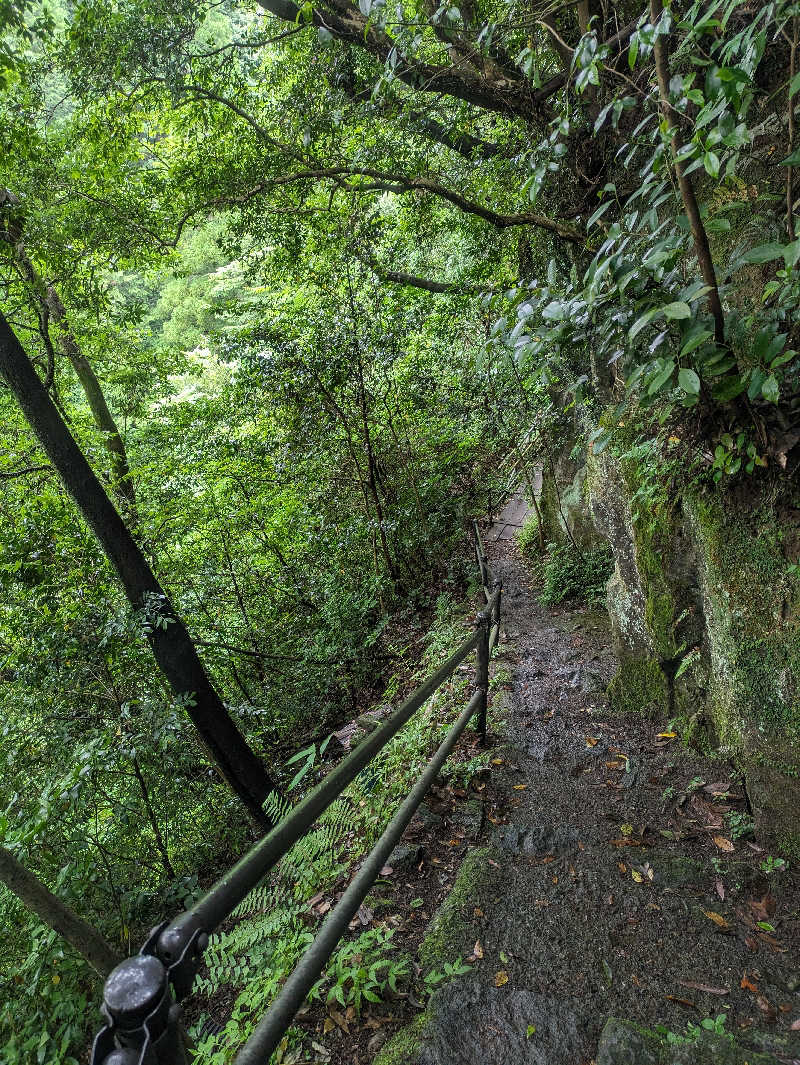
top-left (582, 449), bottom-right (800, 858)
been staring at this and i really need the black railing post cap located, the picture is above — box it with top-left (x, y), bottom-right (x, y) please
top-left (104, 955), bottom-right (167, 1029)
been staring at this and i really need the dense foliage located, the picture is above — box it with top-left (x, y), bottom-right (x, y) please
top-left (1, 0), bottom-right (799, 1059)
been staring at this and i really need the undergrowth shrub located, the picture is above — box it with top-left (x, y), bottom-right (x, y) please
top-left (517, 514), bottom-right (542, 562)
top-left (539, 541), bottom-right (613, 606)
top-left (188, 590), bottom-right (484, 1062)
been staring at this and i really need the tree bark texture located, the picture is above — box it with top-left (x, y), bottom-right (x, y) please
top-left (0, 310), bottom-right (276, 830)
top-left (650, 0), bottom-right (726, 345)
top-left (0, 845), bottom-right (122, 977)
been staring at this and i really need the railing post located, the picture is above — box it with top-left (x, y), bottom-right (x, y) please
top-left (489, 578), bottom-right (502, 654)
top-left (92, 956), bottom-right (190, 1065)
top-left (475, 612), bottom-right (490, 744)
top-left (473, 520), bottom-right (488, 588)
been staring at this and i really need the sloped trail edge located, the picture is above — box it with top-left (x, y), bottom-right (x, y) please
top-left (375, 496), bottom-right (800, 1065)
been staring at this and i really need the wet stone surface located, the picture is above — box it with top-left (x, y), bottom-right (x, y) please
top-left (381, 496), bottom-right (800, 1065)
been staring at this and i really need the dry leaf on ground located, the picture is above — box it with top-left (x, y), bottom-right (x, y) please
top-left (703, 910), bottom-right (729, 929)
top-left (678, 980), bottom-right (729, 995)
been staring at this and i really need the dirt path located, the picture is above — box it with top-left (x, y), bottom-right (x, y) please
top-left (394, 496), bottom-right (800, 1064)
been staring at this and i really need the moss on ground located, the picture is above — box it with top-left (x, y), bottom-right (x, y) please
top-left (371, 1012), bottom-right (429, 1065)
top-left (374, 846), bottom-right (494, 1065)
top-left (418, 846), bottom-right (493, 970)
top-left (607, 659), bottom-right (669, 717)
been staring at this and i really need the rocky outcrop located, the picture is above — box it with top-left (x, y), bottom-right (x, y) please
top-left (596, 1017), bottom-right (783, 1065)
top-left (585, 448), bottom-right (800, 858)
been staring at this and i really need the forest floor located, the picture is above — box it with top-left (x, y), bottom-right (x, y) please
top-left (364, 495), bottom-right (800, 1065)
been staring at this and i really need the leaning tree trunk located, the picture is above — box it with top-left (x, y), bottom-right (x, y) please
top-left (44, 284), bottom-right (140, 525)
top-left (0, 311), bottom-right (276, 830)
top-left (651, 0), bottom-right (726, 346)
top-left (0, 206), bottom-right (140, 524)
top-left (0, 846), bottom-right (122, 977)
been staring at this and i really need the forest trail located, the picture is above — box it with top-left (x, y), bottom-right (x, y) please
top-left (391, 495), bottom-right (800, 1065)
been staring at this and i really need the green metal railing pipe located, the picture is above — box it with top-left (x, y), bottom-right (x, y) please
top-left (234, 689), bottom-right (483, 1065)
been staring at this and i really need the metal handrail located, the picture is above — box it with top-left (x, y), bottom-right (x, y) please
top-left (91, 528), bottom-right (502, 1065)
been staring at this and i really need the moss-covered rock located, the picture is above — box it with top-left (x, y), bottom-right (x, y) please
top-left (607, 659), bottom-right (669, 717)
top-left (418, 846), bottom-right (493, 970)
top-left (685, 494), bottom-right (800, 854)
top-left (583, 443), bottom-right (800, 853)
top-left (372, 1014), bottom-right (429, 1065)
top-left (374, 847), bottom-right (496, 1064)
top-left (596, 1017), bottom-right (783, 1065)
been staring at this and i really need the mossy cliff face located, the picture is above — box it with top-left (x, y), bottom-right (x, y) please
top-left (586, 450), bottom-right (800, 856)
top-left (536, 447), bottom-right (604, 550)
top-left (685, 495), bottom-right (800, 856)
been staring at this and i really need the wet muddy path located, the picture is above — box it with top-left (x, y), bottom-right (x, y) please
top-left (404, 496), bottom-right (800, 1065)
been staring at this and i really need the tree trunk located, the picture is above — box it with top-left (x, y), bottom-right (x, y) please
top-left (0, 310), bottom-right (276, 830)
top-left (131, 755), bottom-right (176, 880)
top-left (0, 845), bottom-right (122, 977)
top-left (45, 285), bottom-right (140, 525)
top-left (0, 214), bottom-right (140, 523)
top-left (651, 0), bottom-right (725, 346)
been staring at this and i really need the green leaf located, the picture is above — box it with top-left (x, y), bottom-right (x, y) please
top-left (662, 301), bottom-right (692, 320)
top-left (628, 32), bottom-right (639, 69)
top-left (629, 307), bottom-right (660, 340)
top-left (587, 199), bottom-right (614, 228)
top-left (713, 376), bottom-right (746, 402)
top-left (681, 329), bottom-right (713, 356)
top-left (771, 349), bottom-right (797, 369)
top-left (678, 368), bottom-right (701, 395)
top-left (647, 361), bottom-right (675, 395)
top-left (761, 375), bottom-right (780, 404)
top-left (703, 150), bottom-right (721, 177)
top-left (747, 368), bottom-right (766, 400)
top-left (742, 243), bottom-right (786, 264)
top-left (783, 239), bottom-right (800, 268)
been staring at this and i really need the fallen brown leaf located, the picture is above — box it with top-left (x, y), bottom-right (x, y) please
top-left (755, 994), bottom-right (777, 1021)
top-left (703, 910), bottom-right (730, 929)
top-left (790, 1018), bottom-right (800, 1031)
top-left (712, 836), bottom-right (735, 852)
top-left (665, 995), bottom-right (700, 1010)
top-left (678, 980), bottom-right (729, 996)
top-left (749, 893), bottom-right (777, 922)
top-left (468, 940), bottom-right (484, 961)
top-left (585, 736), bottom-right (600, 747)
top-left (329, 1008), bottom-right (349, 1033)
top-left (741, 972), bottom-right (759, 993)
top-left (495, 970), bottom-right (509, 987)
